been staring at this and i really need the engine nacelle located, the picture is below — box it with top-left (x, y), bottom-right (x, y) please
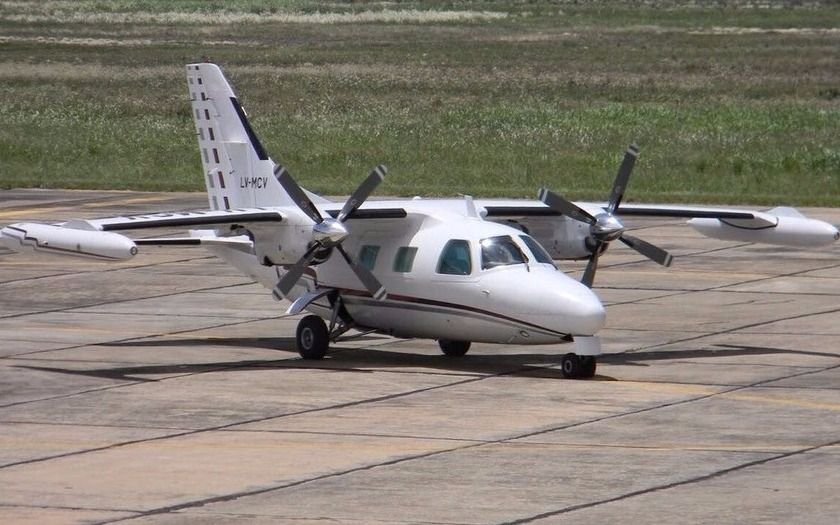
top-left (503, 216), bottom-right (592, 260)
top-left (688, 208), bottom-right (839, 248)
top-left (249, 223), bottom-right (315, 266)
top-left (0, 223), bottom-right (138, 260)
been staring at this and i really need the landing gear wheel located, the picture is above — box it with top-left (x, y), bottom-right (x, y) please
top-left (296, 315), bottom-right (329, 360)
top-left (438, 340), bottom-right (471, 357)
top-left (560, 353), bottom-right (581, 378)
top-left (579, 355), bottom-right (597, 378)
top-left (560, 353), bottom-right (597, 379)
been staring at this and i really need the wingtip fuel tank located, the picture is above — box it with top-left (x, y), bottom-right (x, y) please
top-left (0, 223), bottom-right (138, 260)
top-left (688, 209), bottom-right (839, 248)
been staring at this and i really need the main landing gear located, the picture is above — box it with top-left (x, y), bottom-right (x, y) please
top-left (294, 293), bottom-right (355, 360)
top-left (560, 353), bottom-right (597, 379)
top-left (296, 315), bottom-right (330, 360)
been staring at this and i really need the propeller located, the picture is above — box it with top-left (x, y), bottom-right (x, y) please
top-left (539, 144), bottom-right (673, 287)
top-left (273, 164), bottom-right (388, 301)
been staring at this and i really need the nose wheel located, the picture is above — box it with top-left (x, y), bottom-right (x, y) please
top-left (561, 353), bottom-right (597, 379)
top-left (438, 339), bottom-right (471, 357)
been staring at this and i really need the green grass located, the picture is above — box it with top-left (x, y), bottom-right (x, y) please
top-left (1, 1), bottom-right (839, 206)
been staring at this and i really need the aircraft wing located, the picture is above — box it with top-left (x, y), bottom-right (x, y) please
top-left (0, 208), bottom-right (286, 261)
top-left (481, 199), bottom-right (771, 223)
top-left (477, 199), bottom-right (838, 248)
top-left (69, 208), bottom-right (286, 232)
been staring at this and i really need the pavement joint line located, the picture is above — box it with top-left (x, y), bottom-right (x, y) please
top-left (2, 341), bottom-right (837, 512)
top-left (590, 241), bottom-right (754, 273)
top-left (0, 371), bottom-right (493, 472)
top-left (708, 261), bottom-right (840, 292)
top-left (0, 315), bottom-right (295, 408)
top-left (0, 284), bottom-right (840, 468)
top-left (0, 276), bottom-right (255, 322)
top-left (90, 357), bottom-right (840, 525)
top-left (0, 419), bottom-right (191, 431)
top-left (0, 191), bottom-right (178, 216)
top-left (6, 305), bottom-right (837, 468)
top-left (618, 304), bottom-right (840, 355)
top-left (497, 437), bottom-right (840, 525)
top-left (179, 510), bottom-right (472, 525)
top-left (593, 258), bottom-right (840, 309)
top-left (222, 428), bottom-right (490, 445)
top-left (54, 310), bottom-right (255, 320)
top-left (0, 502), bottom-right (142, 514)
top-left (0, 288), bottom-right (278, 361)
top-left (501, 440), bottom-right (802, 455)
top-left (0, 254), bottom-right (218, 286)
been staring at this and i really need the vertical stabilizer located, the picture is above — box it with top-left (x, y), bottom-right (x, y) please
top-left (187, 63), bottom-right (292, 209)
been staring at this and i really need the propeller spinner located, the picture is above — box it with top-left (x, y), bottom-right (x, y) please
top-left (273, 164), bottom-right (388, 301)
top-left (539, 144), bottom-right (673, 287)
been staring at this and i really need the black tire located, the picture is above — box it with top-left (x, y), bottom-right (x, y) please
top-left (296, 315), bottom-right (329, 360)
top-left (438, 339), bottom-right (471, 357)
top-left (560, 353), bottom-right (582, 379)
top-left (579, 356), bottom-right (597, 378)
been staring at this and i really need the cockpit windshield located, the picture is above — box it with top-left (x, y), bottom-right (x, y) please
top-left (519, 235), bottom-right (556, 268)
top-left (480, 236), bottom-right (527, 270)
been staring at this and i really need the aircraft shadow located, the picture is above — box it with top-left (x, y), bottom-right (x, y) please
top-left (15, 340), bottom-right (838, 383)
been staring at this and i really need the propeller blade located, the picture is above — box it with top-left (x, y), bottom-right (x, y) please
top-left (274, 165), bottom-right (323, 224)
top-left (538, 188), bottom-right (596, 225)
top-left (336, 165), bottom-right (387, 223)
top-left (274, 243), bottom-right (322, 299)
top-left (581, 247), bottom-right (601, 288)
top-left (337, 245), bottom-right (387, 301)
top-left (607, 144), bottom-right (639, 214)
top-left (619, 233), bottom-right (673, 267)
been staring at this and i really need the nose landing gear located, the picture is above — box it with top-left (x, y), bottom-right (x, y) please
top-left (560, 353), bottom-right (597, 379)
top-left (438, 339), bottom-right (472, 357)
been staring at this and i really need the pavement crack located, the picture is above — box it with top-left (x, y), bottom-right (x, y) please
top-left (497, 438), bottom-right (840, 524)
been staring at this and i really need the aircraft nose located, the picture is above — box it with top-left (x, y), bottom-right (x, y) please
top-left (523, 273), bottom-right (606, 336)
top-left (559, 282), bottom-right (606, 335)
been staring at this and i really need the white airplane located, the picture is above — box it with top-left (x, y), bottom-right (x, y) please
top-left (2, 63), bottom-right (838, 379)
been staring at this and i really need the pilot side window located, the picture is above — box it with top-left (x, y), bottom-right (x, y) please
top-left (436, 240), bottom-right (472, 275)
top-left (480, 236), bottom-right (526, 270)
top-left (393, 247), bottom-right (418, 273)
top-left (358, 245), bottom-right (380, 271)
top-left (519, 235), bottom-right (556, 268)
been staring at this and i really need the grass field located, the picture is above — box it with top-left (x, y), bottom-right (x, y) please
top-left (1, 1), bottom-right (839, 205)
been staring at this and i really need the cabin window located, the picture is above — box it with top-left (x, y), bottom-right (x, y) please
top-left (437, 240), bottom-right (472, 275)
top-left (519, 235), bottom-right (556, 267)
top-left (480, 236), bottom-right (526, 270)
top-left (393, 247), bottom-right (418, 273)
top-left (358, 245), bottom-right (380, 271)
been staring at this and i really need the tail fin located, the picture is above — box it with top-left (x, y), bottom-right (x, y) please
top-left (187, 63), bottom-right (294, 210)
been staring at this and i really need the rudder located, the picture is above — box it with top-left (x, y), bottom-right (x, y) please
top-left (186, 63), bottom-right (292, 209)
